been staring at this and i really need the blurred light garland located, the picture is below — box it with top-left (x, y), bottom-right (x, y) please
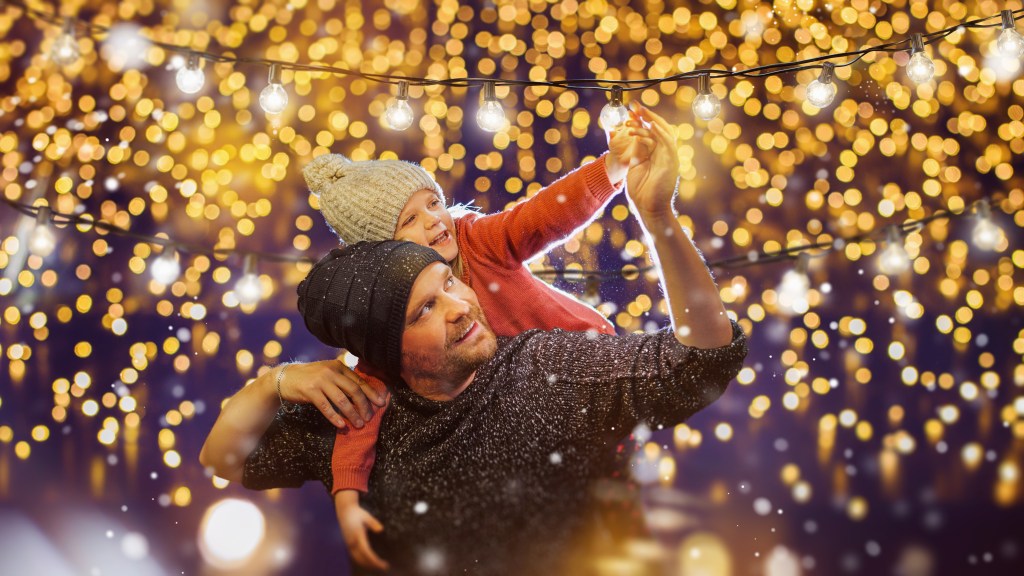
top-left (3, 193), bottom-right (1012, 301)
top-left (6, 0), bottom-right (1023, 128)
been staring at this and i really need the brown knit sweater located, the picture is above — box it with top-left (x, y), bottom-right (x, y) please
top-left (244, 321), bottom-right (748, 574)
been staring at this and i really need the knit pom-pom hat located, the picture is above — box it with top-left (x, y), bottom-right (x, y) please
top-left (303, 153), bottom-right (446, 245)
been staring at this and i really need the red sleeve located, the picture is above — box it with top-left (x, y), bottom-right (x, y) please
top-left (330, 370), bottom-right (390, 494)
top-left (463, 153), bottom-right (621, 266)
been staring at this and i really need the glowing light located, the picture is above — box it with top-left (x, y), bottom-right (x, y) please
top-left (198, 498), bottom-right (266, 569)
top-left (476, 82), bottom-right (506, 132)
top-left (692, 73), bottom-right (721, 121)
top-left (598, 85), bottom-right (629, 130)
top-left (50, 17), bottom-right (80, 67)
top-left (384, 81), bottom-right (415, 130)
top-left (877, 226), bottom-right (910, 276)
top-left (777, 254), bottom-right (811, 315)
top-left (805, 62), bottom-right (837, 108)
top-left (906, 34), bottom-right (935, 84)
top-left (151, 248), bottom-right (181, 285)
top-left (997, 10), bottom-right (1024, 59)
top-left (29, 207), bottom-right (56, 258)
top-left (234, 254), bottom-right (262, 306)
top-left (259, 64), bottom-right (288, 115)
top-left (972, 202), bottom-right (1004, 251)
top-left (175, 53), bottom-right (205, 94)
top-left (765, 545), bottom-right (802, 576)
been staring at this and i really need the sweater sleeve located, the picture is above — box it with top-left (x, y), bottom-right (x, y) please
top-left (241, 403), bottom-right (334, 494)
top-left (462, 153), bottom-right (620, 266)
top-left (529, 321), bottom-right (748, 438)
top-left (331, 392), bottom-right (389, 494)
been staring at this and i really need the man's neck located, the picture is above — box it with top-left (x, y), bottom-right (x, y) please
top-left (404, 370), bottom-right (477, 402)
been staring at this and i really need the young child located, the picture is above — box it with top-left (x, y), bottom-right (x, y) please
top-left (296, 112), bottom-right (653, 569)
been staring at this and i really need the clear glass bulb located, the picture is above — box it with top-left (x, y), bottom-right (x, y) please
top-left (385, 99), bottom-right (414, 130)
top-left (599, 101), bottom-right (629, 130)
top-left (776, 270), bottom-right (810, 315)
top-left (878, 244), bottom-right (910, 275)
top-left (151, 252), bottom-right (181, 284)
top-left (906, 52), bottom-right (935, 84)
top-left (51, 33), bottom-right (80, 67)
top-left (259, 83), bottom-right (288, 115)
top-left (29, 225), bottom-right (56, 257)
top-left (805, 78), bottom-right (836, 108)
top-left (972, 218), bottom-right (1003, 251)
top-left (998, 28), bottom-right (1024, 59)
top-left (176, 65), bottom-right (205, 95)
top-left (692, 93), bottom-right (721, 121)
top-left (476, 100), bottom-right (506, 132)
top-left (235, 274), bottom-right (262, 306)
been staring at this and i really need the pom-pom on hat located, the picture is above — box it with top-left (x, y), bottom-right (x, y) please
top-left (303, 153), bottom-right (445, 245)
top-left (297, 241), bottom-right (446, 382)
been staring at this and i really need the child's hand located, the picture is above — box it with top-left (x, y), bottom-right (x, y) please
top-left (335, 491), bottom-right (389, 571)
top-left (625, 105), bottom-right (681, 220)
top-left (605, 108), bottom-right (654, 185)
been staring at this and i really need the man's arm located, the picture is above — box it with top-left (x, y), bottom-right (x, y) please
top-left (530, 104), bottom-right (746, 435)
top-left (199, 361), bottom-right (363, 490)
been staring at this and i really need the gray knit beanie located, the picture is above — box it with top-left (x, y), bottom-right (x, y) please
top-left (297, 241), bottom-right (446, 383)
top-left (303, 153), bottom-right (446, 244)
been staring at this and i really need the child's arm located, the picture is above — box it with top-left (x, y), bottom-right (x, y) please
top-left (464, 124), bottom-right (646, 266)
top-left (331, 369), bottom-right (389, 570)
top-left (335, 490), bottom-right (389, 570)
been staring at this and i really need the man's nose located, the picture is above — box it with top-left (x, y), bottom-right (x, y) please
top-left (442, 293), bottom-right (471, 322)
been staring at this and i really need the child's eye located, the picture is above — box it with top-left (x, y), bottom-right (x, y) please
top-left (430, 199), bottom-right (440, 207)
top-left (403, 215), bottom-right (415, 227)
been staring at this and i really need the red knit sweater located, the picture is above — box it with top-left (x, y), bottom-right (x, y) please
top-left (330, 155), bottom-right (621, 493)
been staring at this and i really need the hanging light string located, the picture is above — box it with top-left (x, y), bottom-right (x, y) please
top-left (3, 194), bottom-right (1012, 283)
top-left (5, 0), bottom-right (1023, 122)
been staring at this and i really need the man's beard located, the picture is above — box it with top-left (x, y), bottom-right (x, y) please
top-left (403, 304), bottom-right (498, 391)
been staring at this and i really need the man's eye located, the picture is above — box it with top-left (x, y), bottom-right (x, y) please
top-left (445, 276), bottom-right (454, 289)
top-left (420, 302), bottom-right (433, 318)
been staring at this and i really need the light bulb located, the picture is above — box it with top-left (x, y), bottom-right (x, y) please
top-left (972, 202), bottom-right (1003, 251)
top-left (877, 227), bottom-right (910, 276)
top-left (235, 255), bottom-right (262, 306)
top-left (385, 81), bottom-right (415, 130)
top-left (176, 53), bottom-right (205, 94)
top-left (692, 73), bottom-right (720, 121)
top-left (29, 207), bottom-right (56, 258)
top-left (50, 17), bottom-right (80, 67)
top-left (599, 85), bottom-right (629, 130)
top-left (805, 62), bottom-right (837, 108)
top-left (476, 82), bottom-right (506, 132)
top-left (582, 276), bottom-right (602, 307)
top-left (259, 64), bottom-right (288, 115)
top-left (776, 255), bottom-right (811, 315)
top-left (997, 10), bottom-right (1024, 59)
top-left (151, 249), bottom-right (182, 284)
top-left (906, 34), bottom-right (935, 84)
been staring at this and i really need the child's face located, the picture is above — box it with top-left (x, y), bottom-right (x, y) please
top-left (394, 189), bottom-right (459, 263)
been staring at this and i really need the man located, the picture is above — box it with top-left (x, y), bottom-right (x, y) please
top-left (200, 107), bottom-right (748, 574)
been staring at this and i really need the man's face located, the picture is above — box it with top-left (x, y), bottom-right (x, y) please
top-left (394, 189), bottom-right (459, 264)
top-left (400, 262), bottom-right (497, 398)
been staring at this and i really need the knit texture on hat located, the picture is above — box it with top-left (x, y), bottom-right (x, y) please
top-left (303, 154), bottom-right (445, 245)
top-left (296, 241), bottom-right (446, 382)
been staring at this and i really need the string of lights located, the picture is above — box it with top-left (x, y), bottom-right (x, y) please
top-left (6, 0), bottom-right (1023, 130)
top-left (4, 192), bottom-right (1011, 311)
